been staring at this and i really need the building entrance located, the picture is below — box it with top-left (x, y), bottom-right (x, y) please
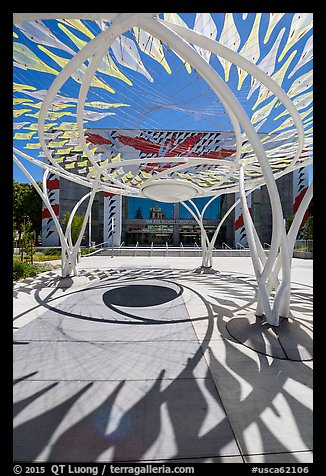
top-left (126, 224), bottom-right (174, 246)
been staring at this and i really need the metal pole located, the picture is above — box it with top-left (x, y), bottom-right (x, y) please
top-left (111, 216), bottom-right (115, 258)
top-left (88, 207), bottom-right (92, 248)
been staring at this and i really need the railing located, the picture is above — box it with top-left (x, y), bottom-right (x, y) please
top-left (306, 240), bottom-right (313, 252)
top-left (93, 241), bottom-right (109, 249)
top-left (118, 242), bottom-right (125, 255)
top-left (79, 242), bottom-right (107, 256)
top-left (133, 242), bottom-right (139, 256)
top-left (294, 239), bottom-right (313, 252)
top-left (89, 240), bottom-right (313, 257)
top-left (83, 240), bottom-right (126, 257)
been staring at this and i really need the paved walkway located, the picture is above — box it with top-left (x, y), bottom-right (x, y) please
top-left (13, 256), bottom-right (313, 463)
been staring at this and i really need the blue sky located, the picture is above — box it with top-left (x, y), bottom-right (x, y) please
top-left (13, 13), bottom-right (313, 184)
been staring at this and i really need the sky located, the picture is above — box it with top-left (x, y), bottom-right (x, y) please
top-left (13, 13), bottom-right (313, 184)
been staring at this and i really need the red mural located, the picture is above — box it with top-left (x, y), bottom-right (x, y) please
top-left (85, 130), bottom-right (236, 161)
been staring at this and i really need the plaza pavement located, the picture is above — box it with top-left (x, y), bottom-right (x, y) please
top-left (13, 255), bottom-right (313, 464)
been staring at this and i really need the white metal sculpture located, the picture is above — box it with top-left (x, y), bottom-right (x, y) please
top-left (13, 13), bottom-right (313, 326)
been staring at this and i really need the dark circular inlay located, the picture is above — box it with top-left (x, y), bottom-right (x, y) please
top-left (102, 284), bottom-right (180, 308)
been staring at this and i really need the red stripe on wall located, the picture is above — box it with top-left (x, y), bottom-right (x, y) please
top-left (293, 187), bottom-right (310, 228)
top-left (235, 208), bottom-right (252, 230)
top-left (293, 187), bottom-right (308, 214)
top-left (42, 204), bottom-right (59, 219)
top-left (46, 178), bottom-right (60, 190)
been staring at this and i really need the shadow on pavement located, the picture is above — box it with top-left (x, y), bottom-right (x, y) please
top-left (13, 268), bottom-right (313, 463)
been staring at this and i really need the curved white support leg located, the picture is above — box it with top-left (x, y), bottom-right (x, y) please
top-left (180, 200), bottom-right (210, 267)
top-left (14, 157), bottom-right (73, 276)
top-left (198, 194), bottom-right (221, 268)
top-left (239, 164), bottom-right (276, 323)
top-left (287, 181), bottom-right (313, 253)
top-left (239, 164), bottom-right (295, 324)
top-left (239, 164), bottom-right (294, 325)
top-left (65, 192), bottom-right (92, 248)
top-left (63, 176), bottom-right (100, 277)
top-left (61, 191), bottom-right (92, 276)
top-left (242, 195), bottom-right (280, 315)
top-left (185, 188), bottom-right (262, 270)
top-left (269, 181), bottom-right (313, 318)
top-left (42, 169), bottom-right (95, 277)
top-left (41, 168), bottom-right (73, 275)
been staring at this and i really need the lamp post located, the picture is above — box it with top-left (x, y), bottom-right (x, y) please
top-left (21, 215), bottom-right (29, 262)
top-left (111, 216), bottom-right (115, 258)
top-left (88, 207), bottom-right (92, 248)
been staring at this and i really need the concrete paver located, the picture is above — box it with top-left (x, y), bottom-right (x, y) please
top-left (13, 255), bottom-right (313, 463)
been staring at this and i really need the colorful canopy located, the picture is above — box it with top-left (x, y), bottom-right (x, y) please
top-left (13, 13), bottom-right (313, 198)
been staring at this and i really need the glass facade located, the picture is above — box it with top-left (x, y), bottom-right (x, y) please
top-left (179, 196), bottom-right (221, 220)
top-left (127, 198), bottom-right (174, 219)
top-left (124, 196), bottom-right (221, 246)
top-left (127, 196), bottom-right (221, 220)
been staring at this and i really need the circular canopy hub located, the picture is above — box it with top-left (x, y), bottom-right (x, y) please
top-left (141, 179), bottom-right (198, 203)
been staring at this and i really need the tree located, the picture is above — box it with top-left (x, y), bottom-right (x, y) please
top-left (285, 213), bottom-right (313, 240)
top-left (302, 215), bottom-right (313, 240)
top-left (285, 215), bottom-right (294, 234)
top-left (13, 181), bottom-right (42, 244)
top-left (19, 219), bottom-right (35, 263)
top-left (61, 212), bottom-right (85, 245)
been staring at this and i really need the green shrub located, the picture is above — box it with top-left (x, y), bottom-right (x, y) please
top-left (80, 248), bottom-right (97, 255)
top-left (42, 248), bottom-right (61, 256)
top-left (13, 260), bottom-right (60, 280)
top-left (32, 255), bottom-right (61, 262)
top-left (13, 261), bottom-right (38, 280)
